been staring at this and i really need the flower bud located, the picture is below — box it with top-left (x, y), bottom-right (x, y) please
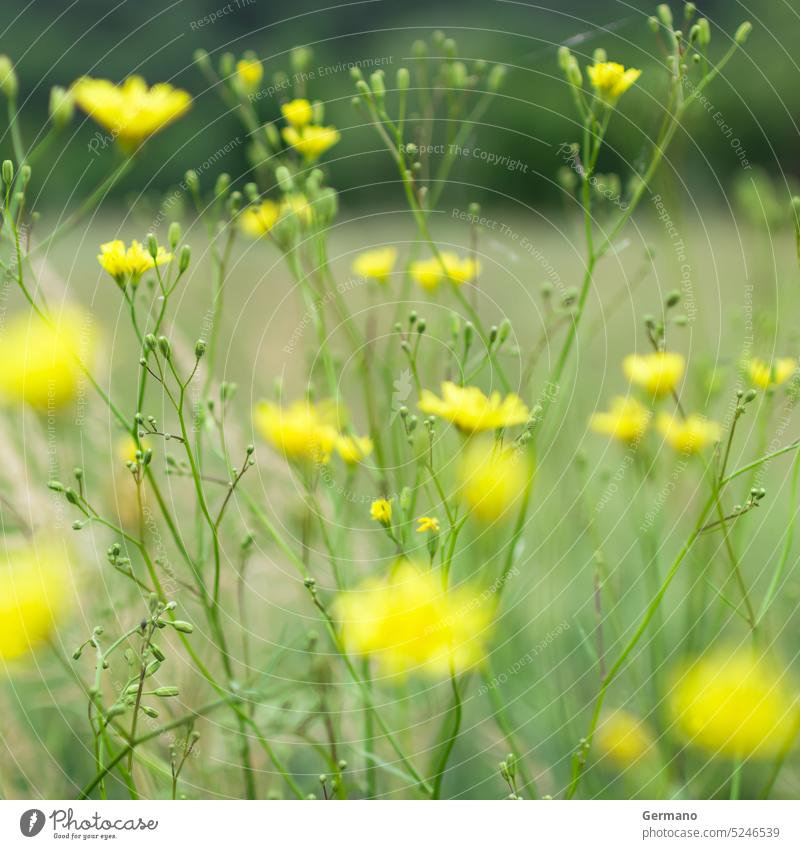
top-left (275, 165), bottom-right (294, 194)
top-left (170, 620), bottom-right (194, 633)
top-left (2, 159), bottom-right (13, 185)
top-left (49, 86), bottom-right (74, 129)
top-left (396, 67), bottom-right (410, 92)
top-left (168, 221), bottom-right (181, 249)
top-left (488, 64), bottom-right (507, 92)
top-left (157, 336), bottom-right (172, 359)
top-left (735, 21), bottom-right (752, 44)
top-left (657, 4), bottom-right (674, 28)
top-left (370, 70), bottom-right (386, 100)
top-left (147, 233), bottom-right (159, 259)
top-left (290, 46), bottom-right (313, 75)
top-left (0, 56), bottom-right (18, 99)
top-left (179, 245), bottom-right (191, 273)
top-left (697, 17), bottom-right (710, 46)
top-left (154, 686), bottom-right (180, 697)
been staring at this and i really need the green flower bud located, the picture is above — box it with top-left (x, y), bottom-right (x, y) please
top-left (0, 56), bottom-right (18, 99)
top-left (168, 221), bottom-right (181, 249)
top-left (370, 70), bottom-right (385, 100)
top-left (2, 159), bottom-right (13, 185)
top-left (157, 336), bottom-right (172, 359)
top-left (49, 86), bottom-right (74, 129)
top-left (735, 21), bottom-right (752, 44)
top-left (195, 339), bottom-right (207, 358)
top-left (290, 46), bottom-right (313, 75)
top-left (697, 17), bottom-right (710, 46)
top-left (170, 620), bottom-right (194, 633)
top-left (154, 686), bottom-right (180, 698)
top-left (657, 4), bottom-right (674, 28)
top-left (488, 64), bottom-right (507, 92)
top-left (396, 67), bottom-right (410, 92)
top-left (275, 165), bottom-right (294, 194)
top-left (179, 245), bottom-right (191, 273)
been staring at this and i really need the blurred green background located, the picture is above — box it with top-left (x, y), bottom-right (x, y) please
top-left (4, 0), bottom-right (799, 212)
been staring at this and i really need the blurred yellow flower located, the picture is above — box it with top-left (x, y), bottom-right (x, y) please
top-left (254, 399), bottom-right (338, 463)
top-left (97, 239), bottom-right (171, 282)
top-left (457, 439), bottom-right (532, 522)
top-left (281, 98), bottom-right (313, 128)
top-left (352, 247), bottom-right (397, 283)
top-left (748, 357), bottom-right (797, 389)
top-left (370, 497), bottom-right (393, 525)
top-left (595, 710), bottom-right (655, 768)
top-left (670, 649), bottom-right (800, 759)
top-left (0, 542), bottom-right (72, 663)
top-left (282, 124), bottom-right (340, 161)
top-left (236, 57), bottom-right (263, 91)
top-left (0, 310), bottom-right (89, 410)
top-left (336, 562), bottom-right (493, 676)
top-left (623, 351), bottom-right (685, 397)
top-left (410, 252), bottom-right (479, 291)
top-left (419, 381), bottom-right (529, 433)
top-left (587, 61), bottom-right (641, 100)
top-left (416, 516), bottom-right (440, 534)
top-left (72, 76), bottom-right (191, 148)
top-left (336, 433), bottom-right (374, 464)
top-left (657, 412), bottom-right (721, 454)
top-left (590, 396), bottom-right (651, 443)
top-left (239, 200), bottom-right (281, 238)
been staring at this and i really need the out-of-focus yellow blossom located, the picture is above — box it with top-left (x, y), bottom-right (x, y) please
top-left (254, 399), bottom-right (338, 463)
top-left (623, 351), bottom-right (685, 397)
top-left (370, 497), bottom-right (393, 525)
top-left (97, 239), bottom-right (171, 283)
top-left (747, 357), bottom-right (797, 389)
top-left (590, 396), bottom-right (651, 443)
top-left (657, 412), bottom-right (721, 454)
top-left (410, 252), bottom-right (479, 291)
top-left (336, 562), bottom-right (493, 677)
top-left (0, 543), bottom-right (72, 662)
top-left (352, 247), bottom-right (397, 283)
top-left (587, 61), bottom-right (641, 100)
top-left (416, 516), bottom-right (440, 534)
top-left (419, 381), bottom-right (529, 433)
top-left (0, 310), bottom-right (89, 410)
top-left (595, 710), bottom-right (656, 768)
top-left (670, 649), bottom-right (800, 759)
top-left (336, 433), bottom-right (374, 464)
top-left (281, 98), bottom-right (313, 128)
top-left (282, 124), bottom-right (340, 161)
top-left (236, 58), bottom-right (263, 91)
top-left (457, 439), bottom-right (532, 522)
top-left (239, 200), bottom-right (281, 238)
top-left (71, 76), bottom-right (191, 149)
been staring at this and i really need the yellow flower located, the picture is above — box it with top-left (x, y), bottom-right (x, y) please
top-left (72, 76), bottom-right (191, 149)
top-left (595, 710), bottom-right (655, 768)
top-left (352, 247), bottom-right (397, 283)
top-left (623, 351), bottom-right (685, 397)
top-left (97, 239), bottom-right (172, 282)
top-left (748, 357), bottom-right (797, 389)
top-left (410, 252), bottom-right (479, 291)
top-left (239, 200), bottom-right (281, 238)
top-left (457, 439), bottom-right (533, 522)
top-left (416, 516), bottom-right (440, 534)
top-left (590, 396), bottom-right (651, 443)
top-left (0, 310), bottom-right (90, 410)
top-left (236, 57), bottom-right (263, 91)
top-left (587, 61), bottom-right (641, 100)
top-left (253, 399), bottom-right (339, 463)
top-left (336, 562), bottom-right (493, 677)
top-left (0, 542), bottom-right (72, 663)
top-left (370, 497), bottom-right (393, 525)
top-left (670, 649), bottom-right (800, 759)
top-left (281, 98), bottom-right (313, 128)
top-left (657, 412), bottom-right (721, 454)
top-left (419, 381), bottom-right (529, 433)
top-left (282, 124), bottom-right (340, 161)
top-left (336, 433), bottom-right (374, 464)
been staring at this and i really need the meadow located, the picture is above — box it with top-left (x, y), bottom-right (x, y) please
top-left (1, 3), bottom-right (799, 802)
